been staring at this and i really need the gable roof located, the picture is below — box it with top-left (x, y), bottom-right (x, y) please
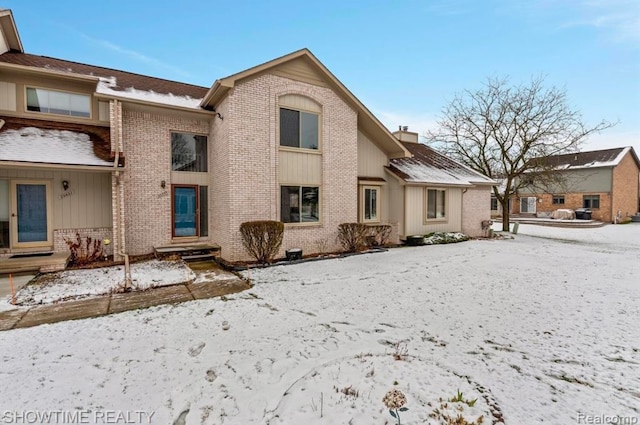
top-left (0, 51), bottom-right (209, 100)
top-left (533, 146), bottom-right (640, 171)
top-left (0, 9), bottom-right (23, 53)
top-left (200, 48), bottom-right (410, 159)
top-left (387, 142), bottom-right (496, 186)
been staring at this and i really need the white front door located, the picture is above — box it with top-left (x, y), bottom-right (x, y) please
top-left (520, 196), bottom-right (537, 214)
top-left (10, 180), bottom-right (53, 249)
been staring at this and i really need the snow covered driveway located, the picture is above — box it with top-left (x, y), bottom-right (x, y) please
top-left (1, 224), bottom-right (638, 424)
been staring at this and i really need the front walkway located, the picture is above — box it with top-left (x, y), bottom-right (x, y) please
top-left (0, 278), bottom-right (250, 331)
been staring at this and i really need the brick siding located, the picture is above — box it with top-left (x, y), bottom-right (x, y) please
top-left (462, 187), bottom-right (491, 237)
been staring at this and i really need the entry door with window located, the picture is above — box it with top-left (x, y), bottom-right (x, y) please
top-left (172, 185), bottom-right (208, 238)
top-left (520, 196), bottom-right (537, 213)
top-left (10, 180), bottom-right (52, 248)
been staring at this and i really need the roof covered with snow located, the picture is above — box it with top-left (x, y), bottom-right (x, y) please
top-left (0, 51), bottom-right (209, 109)
top-left (387, 142), bottom-right (495, 186)
top-left (532, 146), bottom-right (640, 170)
top-left (0, 126), bottom-right (114, 167)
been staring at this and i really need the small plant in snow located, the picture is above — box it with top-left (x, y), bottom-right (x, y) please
top-left (64, 233), bottom-right (105, 266)
top-left (382, 388), bottom-right (408, 425)
top-left (450, 390), bottom-right (477, 407)
top-left (392, 341), bottom-right (409, 361)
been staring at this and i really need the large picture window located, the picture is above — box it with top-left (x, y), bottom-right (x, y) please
top-left (171, 133), bottom-right (208, 172)
top-left (280, 108), bottom-right (319, 150)
top-left (281, 186), bottom-right (319, 223)
top-left (426, 188), bottom-right (446, 220)
top-left (26, 88), bottom-right (90, 118)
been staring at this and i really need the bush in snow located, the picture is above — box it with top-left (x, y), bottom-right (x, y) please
top-left (365, 224), bottom-right (393, 247)
top-left (424, 232), bottom-right (470, 245)
top-left (337, 223), bottom-right (368, 252)
top-left (239, 221), bottom-right (284, 264)
top-left (64, 233), bottom-right (105, 266)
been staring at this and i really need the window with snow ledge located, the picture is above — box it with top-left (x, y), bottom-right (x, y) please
top-left (26, 88), bottom-right (91, 118)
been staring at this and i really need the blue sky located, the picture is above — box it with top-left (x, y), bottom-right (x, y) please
top-left (5, 0), bottom-right (639, 154)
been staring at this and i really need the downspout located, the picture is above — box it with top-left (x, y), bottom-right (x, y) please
top-left (111, 99), bottom-right (132, 290)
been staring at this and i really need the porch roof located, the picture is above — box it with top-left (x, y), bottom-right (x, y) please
top-left (0, 118), bottom-right (117, 169)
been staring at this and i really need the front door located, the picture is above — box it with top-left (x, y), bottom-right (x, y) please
top-left (172, 185), bottom-right (198, 237)
top-left (10, 180), bottom-right (53, 249)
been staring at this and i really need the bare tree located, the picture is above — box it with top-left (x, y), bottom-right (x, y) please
top-left (427, 76), bottom-right (613, 231)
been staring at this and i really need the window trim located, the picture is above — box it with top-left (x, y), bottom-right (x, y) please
top-left (582, 194), bottom-right (600, 209)
top-left (360, 185), bottom-right (381, 223)
top-left (170, 131), bottom-right (209, 173)
top-left (278, 106), bottom-right (322, 152)
top-left (424, 187), bottom-right (448, 223)
top-left (171, 184), bottom-right (204, 239)
top-left (552, 195), bottom-right (565, 205)
top-left (25, 86), bottom-right (92, 119)
top-left (490, 195), bottom-right (499, 211)
top-left (279, 184), bottom-right (321, 226)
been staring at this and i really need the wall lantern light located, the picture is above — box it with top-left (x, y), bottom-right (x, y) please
top-left (62, 180), bottom-right (69, 191)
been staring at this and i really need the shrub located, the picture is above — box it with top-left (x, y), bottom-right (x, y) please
top-left (337, 223), bottom-right (368, 252)
top-left (239, 221), bottom-right (284, 263)
top-left (64, 233), bottom-right (105, 266)
top-left (366, 224), bottom-right (392, 247)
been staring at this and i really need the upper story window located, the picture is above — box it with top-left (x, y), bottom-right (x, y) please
top-left (26, 88), bottom-right (91, 118)
top-left (171, 133), bottom-right (208, 172)
top-left (280, 108), bottom-right (319, 150)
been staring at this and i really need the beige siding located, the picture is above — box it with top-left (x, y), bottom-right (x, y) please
top-left (520, 168), bottom-right (612, 194)
top-left (357, 130), bottom-right (388, 178)
top-left (0, 81), bottom-right (16, 111)
top-left (279, 94), bottom-right (322, 112)
top-left (0, 35), bottom-right (7, 55)
top-left (404, 186), bottom-right (462, 235)
top-left (278, 150), bottom-right (322, 184)
top-left (0, 69), bottom-right (105, 126)
top-left (170, 171), bottom-right (210, 186)
top-left (98, 101), bottom-right (110, 121)
top-left (387, 177), bottom-right (405, 236)
top-left (271, 57), bottom-right (329, 88)
top-left (0, 168), bottom-right (112, 229)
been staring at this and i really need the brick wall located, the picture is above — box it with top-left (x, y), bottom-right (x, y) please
top-left (612, 151), bottom-right (640, 220)
top-left (53, 227), bottom-right (113, 256)
top-left (221, 74), bottom-right (358, 261)
top-left (461, 186), bottom-right (491, 237)
top-left (121, 109), bottom-right (211, 255)
top-left (512, 192), bottom-right (612, 221)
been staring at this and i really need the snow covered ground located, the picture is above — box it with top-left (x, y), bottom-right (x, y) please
top-left (1, 224), bottom-right (638, 424)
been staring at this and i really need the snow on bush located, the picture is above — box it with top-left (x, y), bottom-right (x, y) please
top-left (423, 232), bottom-right (470, 245)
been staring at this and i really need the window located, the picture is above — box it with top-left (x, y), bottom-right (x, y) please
top-left (26, 88), bottom-right (91, 117)
top-left (490, 195), bottom-right (498, 211)
top-left (172, 185), bottom-right (208, 237)
top-left (362, 187), bottom-right (379, 222)
top-left (552, 195), bottom-right (565, 205)
top-left (583, 195), bottom-right (600, 209)
top-left (171, 133), bottom-right (208, 172)
top-left (280, 108), bottom-right (319, 149)
top-left (426, 189), bottom-right (446, 219)
top-left (281, 186), bottom-right (319, 223)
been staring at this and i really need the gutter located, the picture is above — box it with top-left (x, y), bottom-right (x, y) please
top-left (111, 99), bottom-right (132, 290)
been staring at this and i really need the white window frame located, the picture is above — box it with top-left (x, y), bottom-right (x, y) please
top-left (25, 87), bottom-right (91, 119)
top-left (278, 107), bottom-right (321, 151)
top-left (425, 188), bottom-right (448, 222)
top-left (360, 185), bottom-right (381, 223)
top-left (280, 185), bottom-right (321, 225)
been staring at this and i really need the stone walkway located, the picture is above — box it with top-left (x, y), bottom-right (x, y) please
top-left (0, 278), bottom-right (250, 331)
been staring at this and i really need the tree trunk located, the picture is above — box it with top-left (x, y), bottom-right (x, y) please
top-left (502, 202), bottom-right (510, 231)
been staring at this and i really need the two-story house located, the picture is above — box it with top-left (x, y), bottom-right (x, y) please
top-left (0, 9), bottom-right (492, 269)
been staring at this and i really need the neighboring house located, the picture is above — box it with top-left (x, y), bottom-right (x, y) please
top-left (0, 9), bottom-right (492, 266)
top-left (386, 130), bottom-right (495, 238)
top-left (513, 147), bottom-right (640, 222)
